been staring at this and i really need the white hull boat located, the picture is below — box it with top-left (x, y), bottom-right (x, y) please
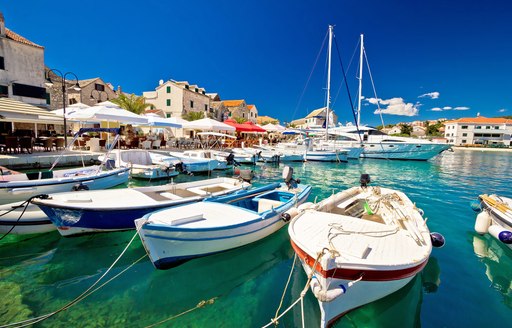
top-left (32, 177), bottom-right (251, 237)
top-left (0, 203), bottom-right (55, 235)
top-left (305, 149), bottom-right (348, 162)
top-left (288, 173), bottom-right (444, 327)
top-left (474, 194), bottom-right (512, 251)
top-left (136, 167), bottom-right (311, 269)
top-left (168, 151), bottom-right (221, 173)
top-left (101, 149), bottom-right (178, 180)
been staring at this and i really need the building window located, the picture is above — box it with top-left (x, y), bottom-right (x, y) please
top-left (94, 84), bottom-right (105, 91)
top-left (185, 85), bottom-right (189, 89)
top-left (204, 104), bottom-right (208, 111)
top-left (0, 85), bottom-right (7, 97)
top-left (166, 86), bottom-right (171, 93)
top-left (12, 83), bottom-right (46, 99)
top-left (190, 100), bottom-right (194, 108)
top-left (166, 113), bottom-right (171, 118)
top-left (202, 91), bottom-right (205, 95)
top-left (166, 99), bottom-right (171, 106)
top-left (69, 98), bottom-right (77, 105)
top-left (461, 125), bottom-right (468, 129)
top-left (462, 133), bottom-right (467, 137)
top-left (195, 88), bottom-right (198, 92)
top-left (495, 126), bottom-right (500, 129)
top-left (475, 126), bottom-right (481, 129)
top-left (45, 92), bottom-right (50, 104)
top-left (0, 56), bottom-right (4, 70)
top-left (486, 126), bottom-right (491, 129)
top-left (462, 140), bottom-right (467, 144)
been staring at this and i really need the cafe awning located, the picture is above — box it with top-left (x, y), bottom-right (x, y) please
top-left (0, 97), bottom-right (62, 123)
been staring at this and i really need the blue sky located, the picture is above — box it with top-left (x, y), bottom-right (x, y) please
top-left (3, 0), bottom-right (512, 126)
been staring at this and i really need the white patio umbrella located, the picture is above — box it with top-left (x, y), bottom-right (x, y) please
top-left (142, 113), bottom-right (182, 128)
top-left (182, 118), bottom-right (236, 132)
top-left (262, 123), bottom-right (286, 132)
top-left (51, 102), bottom-right (91, 116)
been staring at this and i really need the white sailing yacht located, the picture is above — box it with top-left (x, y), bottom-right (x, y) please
top-left (331, 34), bottom-right (452, 160)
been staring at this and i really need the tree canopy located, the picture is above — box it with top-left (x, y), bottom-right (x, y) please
top-left (111, 93), bottom-right (151, 114)
top-left (182, 111), bottom-right (205, 121)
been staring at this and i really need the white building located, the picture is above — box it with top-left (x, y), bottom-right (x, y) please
top-left (444, 117), bottom-right (512, 146)
top-left (143, 79), bottom-right (211, 119)
top-left (0, 12), bottom-right (46, 106)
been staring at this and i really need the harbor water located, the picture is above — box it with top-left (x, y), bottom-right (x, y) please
top-left (1, 149), bottom-right (511, 327)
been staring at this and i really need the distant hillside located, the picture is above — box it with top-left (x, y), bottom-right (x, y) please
top-left (498, 115), bottom-right (512, 119)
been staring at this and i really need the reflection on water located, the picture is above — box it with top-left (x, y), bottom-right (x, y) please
top-left (473, 234), bottom-right (512, 309)
top-left (1, 150), bottom-right (512, 327)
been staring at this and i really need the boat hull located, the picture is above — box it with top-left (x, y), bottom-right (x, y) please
top-left (478, 195), bottom-right (512, 250)
top-left (306, 151), bottom-right (347, 162)
top-left (137, 184), bottom-right (311, 269)
top-left (0, 203), bottom-right (54, 234)
top-left (361, 143), bottom-right (451, 160)
top-left (0, 167), bottom-right (130, 205)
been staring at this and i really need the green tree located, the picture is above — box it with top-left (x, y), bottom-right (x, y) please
top-left (182, 111), bottom-right (205, 121)
top-left (399, 123), bottom-right (413, 136)
top-left (111, 93), bottom-right (151, 114)
top-left (234, 117), bottom-right (248, 124)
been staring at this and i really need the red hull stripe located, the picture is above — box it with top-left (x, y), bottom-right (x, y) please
top-left (290, 240), bottom-right (427, 281)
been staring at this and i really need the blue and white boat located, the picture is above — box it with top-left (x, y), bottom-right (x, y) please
top-left (0, 128), bottom-right (130, 235)
top-left (135, 167), bottom-right (312, 269)
top-left (32, 177), bottom-right (251, 237)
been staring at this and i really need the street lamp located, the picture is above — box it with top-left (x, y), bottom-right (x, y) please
top-left (45, 69), bottom-right (81, 145)
top-left (90, 89), bottom-right (109, 103)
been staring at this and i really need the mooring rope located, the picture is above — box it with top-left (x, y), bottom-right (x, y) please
top-left (273, 254), bottom-right (298, 321)
top-left (0, 231), bottom-right (141, 328)
top-left (262, 251), bottom-right (324, 328)
top-left (144, 297), bottom-right (217, 328)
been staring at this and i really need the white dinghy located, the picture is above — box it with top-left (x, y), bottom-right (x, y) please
top-left (136, 166), bottom-right (311, 269)
top-left (288, 173), bottom-right (444, 327)
top-left (474, 194), bottom-right (512, 251)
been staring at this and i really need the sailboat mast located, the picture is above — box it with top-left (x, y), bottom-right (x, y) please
top-left (326, 25), bottom-right (333, 141)
top-left (357, 34), bottom-right (364, 126)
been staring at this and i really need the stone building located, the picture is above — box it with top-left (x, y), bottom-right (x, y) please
top-left (222, 100), bottom-right (258, 123)
top-left (0, 12), bottom-right (46, 106)
top-left (291, 107), bottom-right (338, 129)
top-left (78, 78), bottom-right (117, 106)
top-left (143, 79), bottom-right (211, 119)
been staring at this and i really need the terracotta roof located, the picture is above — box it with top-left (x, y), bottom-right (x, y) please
top-left (445, 116), bottom-right (512, 124)
top-left (78, 78), bottom-right (100, 87)
top-left (256, 115), bottom-right (278, 124)
top-left (223, 100), bottom-right (245, 107)
top-left (5, 28), bottom-right (44, 49)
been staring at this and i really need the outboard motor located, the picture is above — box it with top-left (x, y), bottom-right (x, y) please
top-left (174, 162), bottom-right (184, 173)
top-left (234, 168), bottom-right (254, 182)
top-left (226, 153), bottom-right (240, 167)
top-left (283, 166), bottom-right (300, 190)
top-left (360, 174), bottom-right (371, 188)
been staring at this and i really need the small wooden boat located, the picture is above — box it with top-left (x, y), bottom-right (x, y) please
top-left (288, 174), bottom-right (444, 327)
top-left (474, 194), bottom-right (512, 250)
top-left (136, 167), bottom-right (311, 269)
top-left (32, 177), bottom-right (251, 237)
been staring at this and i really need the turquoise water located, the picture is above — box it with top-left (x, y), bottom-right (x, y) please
top-left (1, 149), bottom-right (512, 327)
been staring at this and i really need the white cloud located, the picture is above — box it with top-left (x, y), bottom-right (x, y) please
top-left (498, 108), bottom-right (507, 113)
top-left (453, 106), bottom-right (470, 110)
top-left (431, 107), bottom-right (443, 111)
top-left (418, 92), bottom-right (440, 99)
top-left (370, 97), bottom-right (419, 116)
top-left (443, 106), bottom-right (452, 110)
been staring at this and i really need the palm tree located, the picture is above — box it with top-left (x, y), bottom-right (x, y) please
top-left (182, 111), bottom-right (205, 121)
top-left (111, 93), bottom-right (151, 114)
top-left (234, 117), bottom-right (247, 124)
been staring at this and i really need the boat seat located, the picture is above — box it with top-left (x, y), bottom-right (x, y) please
top-left (142, 188), bottom-right (199, 201)
top-left (169, 214), bottom-right (205, 226)
top-left (361, 214), bottom-right (385, 224)
top-left (257, 198), bottom-right (284, 213)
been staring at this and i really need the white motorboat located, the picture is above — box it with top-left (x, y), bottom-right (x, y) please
top-left (474, 194), bottom-right (512, 250)
top-left (101, 149), bottom-right (179, 180)
top-left (32, 177), bottom-right (251, 237)
top-left (0, 128), bottom-right (130, 235)
top-left (168, 150), bottom-right (221, 173)
top-left (288, 171), bottom-right (444, 327)
top-left (231, 148), bottom-right (258, 165)
top-left (136, 166), bottom-right (311, 269)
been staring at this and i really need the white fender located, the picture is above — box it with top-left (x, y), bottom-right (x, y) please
top-left (311, 278), bottom-right (345, 302)
top-left (475, 211), bottom-right (491, 235)
top-left (488, 224), bottom-right (512, 245)
top-left (297, 202), bottom-right (316, 211)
